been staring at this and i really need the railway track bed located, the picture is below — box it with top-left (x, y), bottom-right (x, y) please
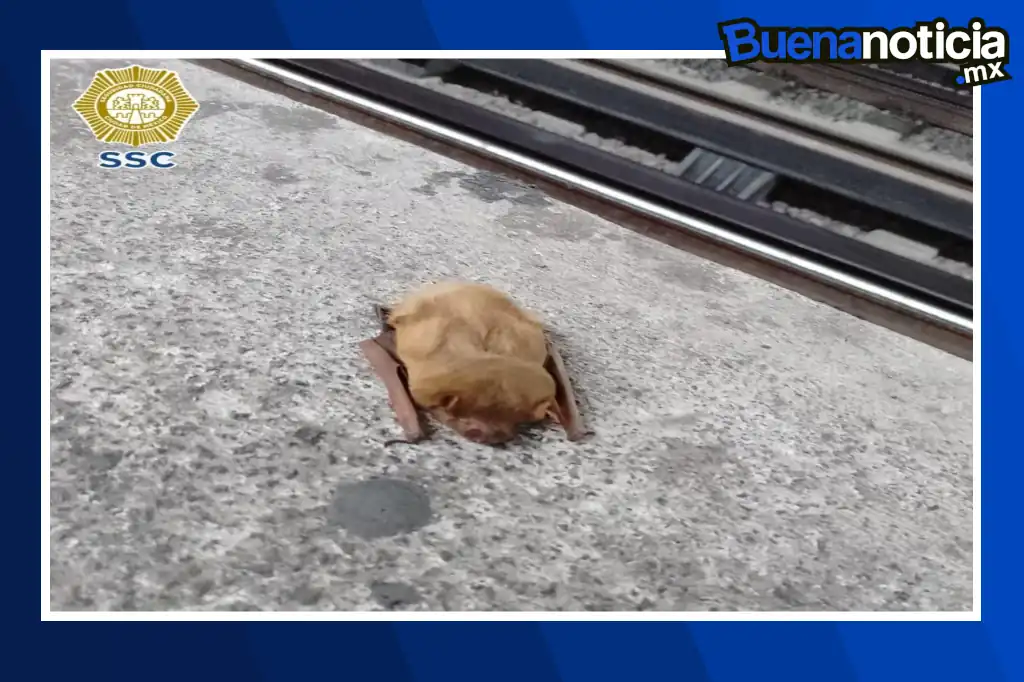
top-left (238, 58), bottom-right (973, 340)
top-left (591, 59), bottom-right (972, 183)
top-left (748, 60), bottom-right (973, 137)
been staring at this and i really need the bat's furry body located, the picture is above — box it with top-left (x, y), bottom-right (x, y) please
top-left (387, 281), bottom-right (558, 443)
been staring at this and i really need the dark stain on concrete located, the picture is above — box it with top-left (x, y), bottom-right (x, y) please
top-left (413, 170), bottom-right (552, 208)
top-left (291, 584), bottom-right (324, 606)
top-left (370, 581), bottom-right (422, 609)
top-left (293, 424), bottom-right (327, 445)
top-left (329, 478), bottom-right (433, 539)
top-left (262, 163), bottom-right (301, 184)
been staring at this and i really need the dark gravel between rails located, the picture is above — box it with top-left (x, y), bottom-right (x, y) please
top-left (670, 59), bottom-right (974, 146)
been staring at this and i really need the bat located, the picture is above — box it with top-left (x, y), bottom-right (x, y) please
top-left (359, 281), bottom-right (584, 444)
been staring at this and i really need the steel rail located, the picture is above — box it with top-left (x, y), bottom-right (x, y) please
top-left (232, 58), bottom-right (972, 337)
top-left (455, 59), bottom-right (971, 240)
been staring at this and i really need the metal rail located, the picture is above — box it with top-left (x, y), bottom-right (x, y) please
top-left (589, 59), bottom-right (972, 188)
top-left (747, 62), bottom-right (973, 136)
top-left (455, 59), bottom-right (971, 240)
top-left (231, 58), bottom-right (972, 337)
top-left (853, 62), bottom-right (972, 106)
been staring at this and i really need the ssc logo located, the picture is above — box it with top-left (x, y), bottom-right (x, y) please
top-left (72, 64), bottom-right (200, 167)
top-left (97, 151), bottom-right (177, 169)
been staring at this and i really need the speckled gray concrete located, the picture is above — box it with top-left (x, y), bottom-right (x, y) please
top-left (49, 59), bottom-right (973, 612)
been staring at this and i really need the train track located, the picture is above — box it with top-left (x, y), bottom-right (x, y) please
top-left (746, 62), bottom-right (973, 137)
top-left (590, 59), bottom-right (972, 190)
top-left (226, 58), bottom-right (973, 349)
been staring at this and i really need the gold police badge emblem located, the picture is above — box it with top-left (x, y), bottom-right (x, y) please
top-left (72, 65), bottom-right (200, 147)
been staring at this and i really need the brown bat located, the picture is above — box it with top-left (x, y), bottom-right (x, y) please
top-left (359, 281), bottom-right (584, 445)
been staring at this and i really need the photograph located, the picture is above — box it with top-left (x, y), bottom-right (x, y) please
top-left (47, 55), bottom-right (973, 615)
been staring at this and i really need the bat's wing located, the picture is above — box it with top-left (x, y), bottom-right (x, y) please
top-left (544, 337), bottom-right (586, 441)
top-left (359, 306), bottom-right (426, 442)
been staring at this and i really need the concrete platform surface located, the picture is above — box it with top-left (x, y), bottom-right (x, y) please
top-left (48, 59), bottom-right (973, 612)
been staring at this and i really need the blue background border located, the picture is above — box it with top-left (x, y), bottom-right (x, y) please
top-left (19, 1), bottom-right (1012, 680)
